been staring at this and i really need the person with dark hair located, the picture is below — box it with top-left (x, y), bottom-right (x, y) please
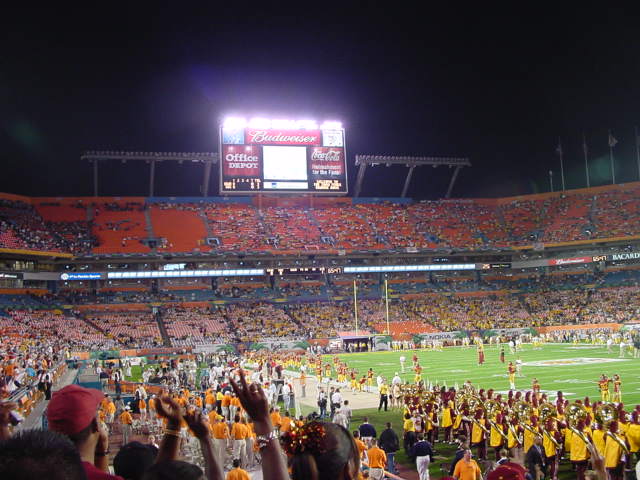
top-left (281, 421), bottom-right (360, 480)
top-left (410, 433), bottom-right (433, 480)
top-left (379, 422), bottom-right (399, 475)
top-left (142, 460), bottom-right (204, 480)
top-left (359, 417), bottom-right (376, 446)
top-left (0, 429), bottom-right (87, 480)
top-left (231, 414), bottom-right (249, 466)
top-left (225, 458), bottom-right (250, 480)
top-left (113, 441), bottom-right (158, 480)
top-left (47, 384), bottom-right (124, 480)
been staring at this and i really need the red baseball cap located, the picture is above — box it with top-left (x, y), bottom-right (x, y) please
top-left (487, 463), bottom-right (526, 480)
top-left (47, 385), bottom-right (104, 435)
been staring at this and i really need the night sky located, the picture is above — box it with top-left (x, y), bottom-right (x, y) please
top-left (2, 5), bottom-right (640, 199)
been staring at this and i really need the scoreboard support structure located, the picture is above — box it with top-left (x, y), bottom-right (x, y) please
top-left (353, 155), bottom-right (471, 198)
top-left (82, 151), bottom-right (218, 197)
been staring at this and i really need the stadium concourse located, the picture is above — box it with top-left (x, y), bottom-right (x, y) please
top-left (1, 183), bottom-right (640, 480)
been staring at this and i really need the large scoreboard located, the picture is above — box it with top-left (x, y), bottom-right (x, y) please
top-left (219, 118), bottom-right (347, 194)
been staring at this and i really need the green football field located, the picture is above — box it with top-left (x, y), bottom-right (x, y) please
top-left (325, 343), bottom-right (640, 406)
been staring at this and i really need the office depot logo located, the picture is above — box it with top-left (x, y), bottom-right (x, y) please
top-left (223, 145), bottom-right (261, 176)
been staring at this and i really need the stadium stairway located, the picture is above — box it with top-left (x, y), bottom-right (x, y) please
top-left (143, 207), bottom-right (156, 246)
top-left (198, 208), bottom-right (214, 242)
top-left (154, 309), bottom-right (172, 347)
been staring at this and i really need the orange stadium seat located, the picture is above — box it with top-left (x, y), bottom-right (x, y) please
top-left (150, 205), bottom-right (207, 253)
top-left (92, 202), bottom-right (151, 254)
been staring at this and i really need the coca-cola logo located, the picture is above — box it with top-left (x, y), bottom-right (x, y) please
top-left (311, 149), bottom-right (342, 161)
top-left (246, 129), bottom-right (320, 145)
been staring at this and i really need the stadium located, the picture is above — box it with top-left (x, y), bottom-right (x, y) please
top-left (2, 125), bottom-right (640, 479)
top-left (2, 7), bottom-right (640, 480)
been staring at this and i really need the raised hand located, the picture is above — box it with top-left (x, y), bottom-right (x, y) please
top-left (229, 369), bottom-right (271, 433)
top-left (184, 409), bottom-right (210, 440)
top-left (155, 395), bottom-right (183, 428)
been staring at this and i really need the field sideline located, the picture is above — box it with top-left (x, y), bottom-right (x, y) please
top-left (325, 343), bottom-right (640, 406)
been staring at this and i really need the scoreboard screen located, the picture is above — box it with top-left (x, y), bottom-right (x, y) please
top-left (219, 118), bottom-right (348, 194)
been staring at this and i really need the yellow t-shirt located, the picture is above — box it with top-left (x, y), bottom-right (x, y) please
top-left (226, 467), bottom-right (251, 480)
top-left (367, 447), bottom-right (387, 469)
top-left (471, 419), bottom-right (485, 444)
top-left (403, 418), bottom-right (415, 432)
top-left (355, 438), bottom-right (367, 459)
top-left (453, 459), bottom-right (482, 480)
top-left (604, 434), bottom-right (625, 468)
top-left (442, 408), bottom-right (453, 428)
top-left (543, 432), bottom-right (557, 457)
top-left (490, 424), bottom-right (504, 448)
top-left (592, 429), bottom-right (606, 456)
top-left (213, 422), bottom-right (230, 439)
top-left (231, 422), bottom-right (249, 440)
top-left (626, 423), bottom-right (640, 453)
top-left (570, 430), bottom-right (590, 461)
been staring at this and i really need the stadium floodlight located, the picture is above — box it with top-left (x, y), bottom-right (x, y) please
top-left (296, 119), bottom-right (319, 130)
top-left (248, 117), bottom-right (271, 128)
top-left (223, 117), bottom-right (247, 128)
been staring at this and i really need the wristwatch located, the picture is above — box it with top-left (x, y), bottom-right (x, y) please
top-left (255, 430), bottom-right (278, 449)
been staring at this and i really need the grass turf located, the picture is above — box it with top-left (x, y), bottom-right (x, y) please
top-left (327, 343), bottom-right (639, 478)
top-left (123, 344), bottom-right (638, 478)
top-left (325, 343), bottom-right (640, 405)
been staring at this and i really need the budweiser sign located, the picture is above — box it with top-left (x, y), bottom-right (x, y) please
top-left (548, 256), bottom-right (591, 266)
top-left (245, 129), bottom-right (320, 145)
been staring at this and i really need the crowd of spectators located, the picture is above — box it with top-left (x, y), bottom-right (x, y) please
top-left (162, 306), bottom-right (234, 347)
top-left (2, 184), bottom-right (640, 255)
top-left (85, 311), bottom-right (163, 348)
top-left (0, 199), bottom-right (91, 253)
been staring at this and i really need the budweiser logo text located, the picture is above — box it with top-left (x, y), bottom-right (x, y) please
top-left (247, 130), bottom-right (318, 144)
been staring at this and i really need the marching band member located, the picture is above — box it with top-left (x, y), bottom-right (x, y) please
top-left (471, 408), bottom-right (487, 460)
top-left (542, 418), bottom-right (562, 480)
top-left (569, 419), bottom-right (591, 480)
top-left (604, 421), bottom-right (628, 480)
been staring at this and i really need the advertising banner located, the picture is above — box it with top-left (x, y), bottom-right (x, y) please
top-left (245, 129), bottom-right (321, 146)
top-left (548, 256), bottom-right (592, 266)
top-left (222, 145), bottom-right (261, 177)
top-left (308, 147), bottom-right (345, 176)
